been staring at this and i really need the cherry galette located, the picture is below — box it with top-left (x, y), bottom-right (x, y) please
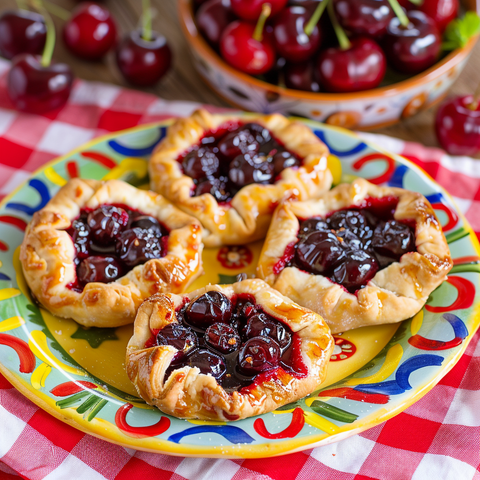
top-left (20, 179), bottom-right (203, 328)
top-left (150, 109), bottom-right (333, 246)
top-left (257, 179), bottom-right (453, 333)
top-left (126, 279), bottom-right (334, 421)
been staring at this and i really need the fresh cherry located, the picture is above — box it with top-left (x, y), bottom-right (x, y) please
top-left (331, 249), bottom-right (379, 292)
top-left (195, 177), bottom-right (233, 202)
top-left (182, 147), bottom-right (220, 180)
top-left (63, 2), bottom-right (117, 60)
top-left (284, 61), bottom-right (321, 92)
top-left (156, 323), bottom-right (198, 359)
top-left (229, 154), bottom-right (275, 187)
top-left (0, 10), bottom-right (46, 60)
top-left (244, 313), bottom-right (291, 349)
top-left (435, 95), bottom-right (480, 156)
top-left (77, 256), bottom-right (121, 285)
top-left (196, 0), bottom-right (235, 47)
top-left (186, 348), bottom-right (227, 378)
top-left (116, 29), bottom-right (172, 86)
top-left (7, 54), bottom-right (74, 114)
top-left (238, 336), bottom-right (281, 375)
top-left (384, 10), bottom-right (441, 74)
top-left (372, 220), bottom-right (415, 257)
top-left (205, 323), bottom-right (241, 353)
top-left (87, 205), bottom-right (129, 245)
top-left (116, 228), bottom-right (164, 267)
top-left (317, 36), bottom-right (386, 93)
top-left (186, 291), bottom-right (232, 329)
top-left (399, 0), bottom-right (458, 33)
top-left (333, 0), bottom-right (394, 37)
top-left (273, 6), bottom-right (322, 63)
top-left (231, 0), bottom-right (288, 21)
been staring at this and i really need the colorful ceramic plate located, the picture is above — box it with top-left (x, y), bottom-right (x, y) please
top-left (0, 118), bottom-right (479, 458)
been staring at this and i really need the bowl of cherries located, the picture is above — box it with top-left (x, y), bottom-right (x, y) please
top-left (179, 0), bottom-right (479, 130)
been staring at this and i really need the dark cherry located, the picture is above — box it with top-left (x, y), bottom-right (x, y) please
top-left (7, 54), bottom-right (74, 114)
top-left (182, 147), bottom-right (220, 180)
top-left (87, 205), bottom-right (129, 245)
top-left (331, 249), bottom-right (379, 292)
top-left (399, 0), bottom-right (458, 33)
top-left (328, 210), bottom-right (368, 236)
top-left (435, 95), bottom-right (480, 156)
top-left (77, 256), bottom-right (121, 285)
top-left (156, 323), bottom-right (198, 359)
top-left (294, 231), bottom-right (346, 275)
top-left (271, 150), bottom-right (301, 176)
top-left (284, 61), bottom-right (321, 92)
top-left (186, 291), bottom-right (232, 329)
top-left (384, 10), bottom-right (441, 75)
top-left (229, 154), bottom-right (274, 187)
top-left (220, 21), bottom-right (275, 75)
top-left (196, 0), bottom-right (235, 47)
top-left (0, 10), bottom-right (46, 60)
top-left (71, 218), bottom-right (90, 259)
top-left (316, 37), bottom-right (386, 93)
top-left (240, 123), bottom-right (272, 146)
top-left (130, 215), bottom-right (163, 234)
top-left (186, 348), bottom-right (227, 379)
top-left (205, 323), bottom-right (241, 354)
top-left (244, 313), bottom-right (291, 349)
top-left (372, 220), bottom-right (415, 257)
top-left (195, 176), bottom-right (233, 202)
top-left (298, 217), bottom-right (329, 238)
top-left (116, 29), bottom-right (172, 87)
top-left (333, 0), bottom-right (394, 38)
top-left (218, 128), bottom-right (260, 160)
top-left (63, 2), bottom-right (117, 60)
top-left (273, 6), bottom-right (322, 63)
top-left (230, 0), bottom-right (288, 21)
top-left (238, 336), bottom-right (281, 375)
top-left (336, 228), bottom-right (364, 251)
top-left (116, 228), bottom-right (163, 267)
top-left (231, 297), bottom-right (256, 334)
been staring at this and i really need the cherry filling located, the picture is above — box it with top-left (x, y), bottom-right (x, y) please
top-left (146, 292), bottom-right (307, 392)
top-left (177, 122), bottom-right (301, 203)
top-left (284, 196), bottom-right (416, 293)
top-left (66, 205), bottom-right (169, 291)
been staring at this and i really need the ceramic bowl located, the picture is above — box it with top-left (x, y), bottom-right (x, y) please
top-left (178, 0), bottom-right (478, 130)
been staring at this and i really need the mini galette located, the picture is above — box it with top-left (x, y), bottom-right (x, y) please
top-left (149, 109), bottom-right (332, 246)
top-left (20, 179), bottom-right (203, 328)
top-left (126, 279), bottom-right (334, 421)
top-left (257, 179), bottom-right (453, 334)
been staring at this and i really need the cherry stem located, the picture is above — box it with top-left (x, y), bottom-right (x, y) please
top-left (327, 0), bottom-right (351, 50)
top-left (253, 3), bottom-right (271, 42)
top-left (41, 0), bottom-right (70, 21)
top-left (305, 0), bottom-right (329, 36)
top-left (31, 0), bottom-right (55, 67)
top-left (387, 0), bottom-right (410, 28)
top-left (142, 0), bottom-right (152, 41)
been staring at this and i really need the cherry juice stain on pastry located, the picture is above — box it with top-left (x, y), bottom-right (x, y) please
top-left (66, 205), bottom-right (169, 291)
top-left (144, 291), bottom-right (307, 392)
top-left (177, 122), bottom-right (302, 204)
top-left (286, 196), bottom-right (416, 293)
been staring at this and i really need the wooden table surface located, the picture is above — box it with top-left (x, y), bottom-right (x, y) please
top-left (3, 0), bottom-right (480, 152)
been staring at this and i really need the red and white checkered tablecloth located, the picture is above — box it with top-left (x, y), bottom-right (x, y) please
top-left (0, 58), bottom-right (478, 480)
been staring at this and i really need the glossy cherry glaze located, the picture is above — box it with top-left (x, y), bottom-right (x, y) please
top-left (272, 6), bottom-right (322, 63)
top-left (7, 54), bottom-right (74, 114)
top-left (384, 10), bottom-right (441, 74)
top-left (284, 61), bottom-right (321, 92)
top-left (177, 121), bottom-right (302, 202)
top-left (316, 37), bottom-right (386, 93)
top-left (231, 0), bottom-right (288, 21)
top-left (399, 0), bottom-right (458, 33)
top-left (0, 10), bottom-right (46, 60)
top-left (196, 0), bottom-right (235, 48)
top-left (435, 95), bottom-right (480, 155)
top-left (67, 204), bottom-right (169, 290)
top-left (333, 0), bottom-right (393, 37)
top-left (63, 2), bottom-right (117, 60)
top-left (116, 30), bottom-right (172, 86)
top-left (220, 21), bottom-right (275, 75)
top-left (147, 292), bottom-right (306, 391)
top-left (283, 196), bottom-right (416, 293)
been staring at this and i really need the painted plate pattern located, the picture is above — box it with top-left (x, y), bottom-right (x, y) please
top-left (0, 118), bottom-right (479, 458)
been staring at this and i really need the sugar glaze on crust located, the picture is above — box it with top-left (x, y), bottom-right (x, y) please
top-left (20, 179), bottom-right (203, 328)
top-left (149, 109), bottom-right (332, 247)
top-left (257, 178), bottom-right (453, 334)
top-left (126, 279), bottom-right (334, 421)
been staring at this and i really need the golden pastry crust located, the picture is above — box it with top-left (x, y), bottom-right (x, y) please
top-left (20, 178), bottom-right (203, 328)
top-left (149, 109), bottom-right (332, 246)
top-left (126, 279), bottom-right (334, 421)
top-left (257, 178), bottom-right (453, 334)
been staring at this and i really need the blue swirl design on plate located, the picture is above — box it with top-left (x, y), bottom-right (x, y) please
top-left (168, 425), bottom-right (255, 444)
top-left (314, 130), bottom-right (367, 157)
top-left (6, 179), bottom-right (50, 216)
top-left (388, 164), bottom-right (409, 188)
top-left (108, 127), bottom-right (167, 157)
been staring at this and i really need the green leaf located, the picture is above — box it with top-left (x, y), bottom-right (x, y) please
top-left (443, 11), bottom-right (480, 51)
top-left (76, 394), bottom-right (101, 414)
top-left (56, 391), bottom-right (90, 409)
top-left (310, 400), bottom-right (358, 424)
